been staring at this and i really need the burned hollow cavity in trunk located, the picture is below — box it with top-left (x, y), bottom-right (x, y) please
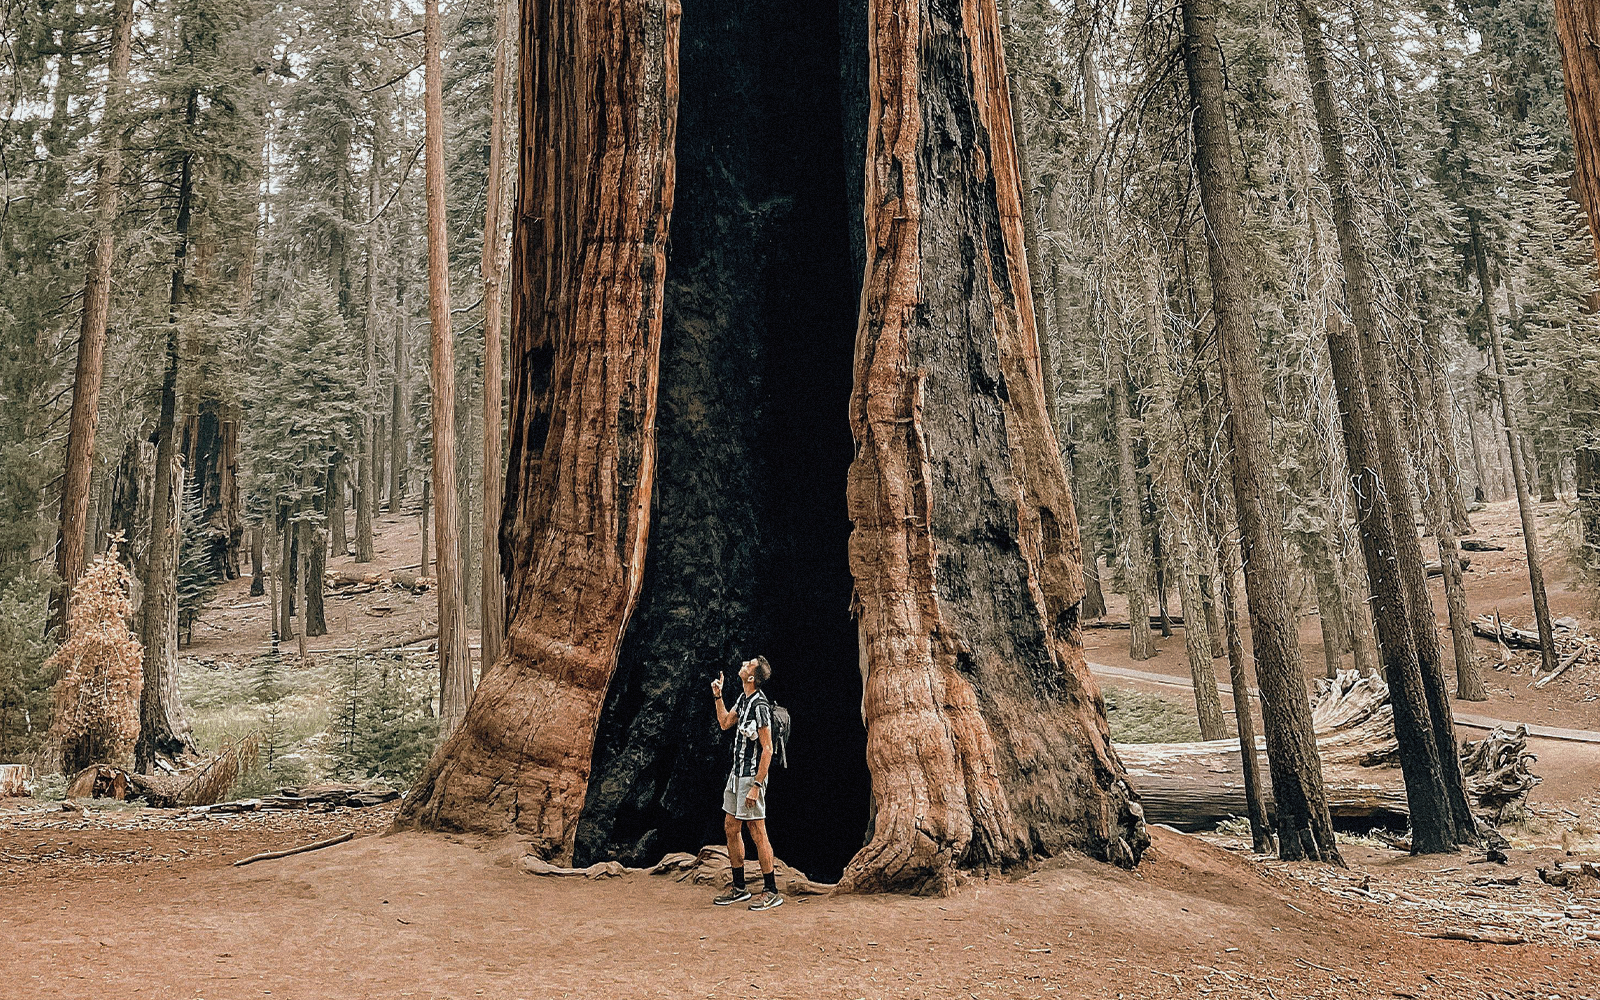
top-left (574, 0), bottom-right (868, 883)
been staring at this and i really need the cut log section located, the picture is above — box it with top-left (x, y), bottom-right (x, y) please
top-left (65, 764), bottom-right (127, 800)
top-left (1118, 670), bottom-right (1540, 831)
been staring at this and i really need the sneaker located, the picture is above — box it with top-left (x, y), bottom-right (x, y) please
top-left (748, 891), bottom-right (784, 911)
top-left (713, 887), bottom-right (752, 906)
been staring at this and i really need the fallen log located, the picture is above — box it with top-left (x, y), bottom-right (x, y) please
top-left (0, 763), bottom-right (35, 797)
top-left (1533, 644), bottom-right (1587, 689)
top-left (1085, 614), bottom-right (1186, 631)
top-left (391, 571), bottom-right (431, 594)
top-left (1459, 538), bottom-right (1506, 552)
top-left (1471, 616), bottom-right (1543, 650)
top-left (1118, 671), bottom-right (1539, 831)
top-left (233, 832), bottom-right (355, 867)
top-left (328, 569), bottom-right (384, 587)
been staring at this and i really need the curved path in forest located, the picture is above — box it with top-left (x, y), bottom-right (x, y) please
top-left (1087, 661), bottom-right (1600, 745)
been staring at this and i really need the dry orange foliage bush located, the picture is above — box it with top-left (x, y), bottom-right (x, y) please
top-left (48, 545), bottom-right (143, 773)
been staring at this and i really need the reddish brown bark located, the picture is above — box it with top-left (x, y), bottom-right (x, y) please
top-left (395, 0), bottom-right (679, 860)
top-left (422, 0), bottom-right (471, 728)
top-left (479, 0), bottom-right (512, 672)
top-left (836, 0), bottom-right (1145, 894)
top-left (50, 0), bottom-right (134, 637)
top-left (1555, 0), bottom-right (1600, 278)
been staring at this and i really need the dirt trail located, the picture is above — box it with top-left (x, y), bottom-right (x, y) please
top-left (2, 817), bottom-right (1595, 999)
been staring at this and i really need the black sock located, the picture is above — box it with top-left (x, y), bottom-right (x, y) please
top-left (763, 871), bottom-right (777, 894)
top-left (732, 868), bottom-right (746, 891)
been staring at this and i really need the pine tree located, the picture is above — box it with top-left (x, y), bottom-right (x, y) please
top-left (176, 478), bottom-right (218, 648)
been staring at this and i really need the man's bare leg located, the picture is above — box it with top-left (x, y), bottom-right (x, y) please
top-left (747, 818), bottom-right (775, 880)
top-left (724, 812), bottom-right (746, 882)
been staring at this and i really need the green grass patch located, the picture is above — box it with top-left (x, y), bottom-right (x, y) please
top-left (180, 647), bottom-right (441, 800)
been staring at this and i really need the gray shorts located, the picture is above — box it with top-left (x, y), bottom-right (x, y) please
top-left (723, 773), bottom-right (767, 821)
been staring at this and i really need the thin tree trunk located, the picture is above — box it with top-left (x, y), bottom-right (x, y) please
top-left (1307, 530), bottom-right (1348, 679)
top-left (1210, 496), bottom-right (1272, 853)
top-left (1151, 517), bottom-right (1175, 637)
top-left (478, 0), bottom-right (511, 672)
top-left (1109, 352), bottom-right (1155, 660)
top-left (277, 505), bottom-right (293, 640)
top-left (304, 519), bottom-right (327, 638)
top-left (422, 0), bottom-right (471, 729)
top-left (49, 0), bottom-right (134, 637)
top-left (389, 311), bottom-right (406, 514)
top-left (135, 89), bottom-right (199, 773)
top-left (1421, 321), bottom-right (1473, 534)
top-left (1472, 216), bottom-right (1557, 676)
top-left (295, 516), bottom-right (308, 660)
top-left (420, 475), bottom-right (430, 578)
top-left (1417, 323), bottom-right (1485, 699)
top-left (266, 522), bottom-right (279, 642)
top-left (1466, 391), bottom-right (1490, 502)
top-left (1298, 1), bottom-right (1467, 849)
top-left (1143, 257), bottom-right (1224, 738)
top-left (327, 457), bottom-right (347, 557)
top-left (1181, 0), bottom-right (1339, 863)
top-left (249, 525), bottom-right (264, 597)
top-left (356, 126), bottom-right (380, 565)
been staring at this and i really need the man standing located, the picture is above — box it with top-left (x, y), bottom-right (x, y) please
top-left (711, 656), bottom-right (782, 910)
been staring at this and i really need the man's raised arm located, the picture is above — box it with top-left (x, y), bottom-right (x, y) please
top-left (711, 672), bottom-right (736, 730)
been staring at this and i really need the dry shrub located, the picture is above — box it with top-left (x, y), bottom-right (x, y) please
top-left (179, 729), bottom-right (260, 806)
top-left (47, 547), bottom-right (143, 773)
top-left (133, 730), bottom-right (263, 807)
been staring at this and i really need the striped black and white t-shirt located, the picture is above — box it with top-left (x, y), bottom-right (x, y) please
top-left (730, 691), bottom-right (773, 779)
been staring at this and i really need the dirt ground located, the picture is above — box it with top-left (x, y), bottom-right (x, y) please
top-left (1, 807), bottom-right (1596, 1000)
top-left (6, 499), bottom-right (1600, 998)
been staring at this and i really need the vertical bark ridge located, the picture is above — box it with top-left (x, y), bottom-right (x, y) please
top-left (839, 0), bottom-right (1144, 895)
top-left (395, 0), bottom-right (680, 862)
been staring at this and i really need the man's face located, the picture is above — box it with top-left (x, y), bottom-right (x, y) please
top-left (738, 659), bottom-right (757, 685)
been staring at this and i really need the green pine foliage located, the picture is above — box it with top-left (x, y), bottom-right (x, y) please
top-left (176, 478), bottom-right (218, 647)
top-left (326, 650), bottom-right (437, 784)
top-left (0, 573), bottom-right (56, 759)
top-left (243, 282), bottom-right (364, 539)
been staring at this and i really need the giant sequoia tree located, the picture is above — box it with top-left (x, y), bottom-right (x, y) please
top-left (395, 0), bottom-right (1148, 891)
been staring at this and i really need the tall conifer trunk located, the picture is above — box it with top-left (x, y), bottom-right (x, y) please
top-left (423, 0), bottom-right (471, 728)
top-left (1472, 218), bottom-right (1557, 676)
top-left (136, 90), bottom-right (200, 772)
top-left (1180, 0), bottom-right (1338, 862)
top-left (355, 128), bottom-right (381, 565)
top-left (1296, 1), bottom-right (1469, 848)
top-left (1554, 0), bottom-right (1600, 536)
top-left (479, 0), bottom-right (512, 672)
top-left (1109, 352), bottom-right (1155, 660)
top-left (1143, 258), bottom-right (1224, 739)
top-left (50, 0), bottom-right (135, 637)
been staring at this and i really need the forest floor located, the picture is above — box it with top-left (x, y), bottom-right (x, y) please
top-left (4, 498), bottom-right (1600, 998)
top-left (1, 807), bottom-right (1597, 999)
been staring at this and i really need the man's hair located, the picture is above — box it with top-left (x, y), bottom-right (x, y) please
top-left (750, 655), bottom-right (772, 687)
